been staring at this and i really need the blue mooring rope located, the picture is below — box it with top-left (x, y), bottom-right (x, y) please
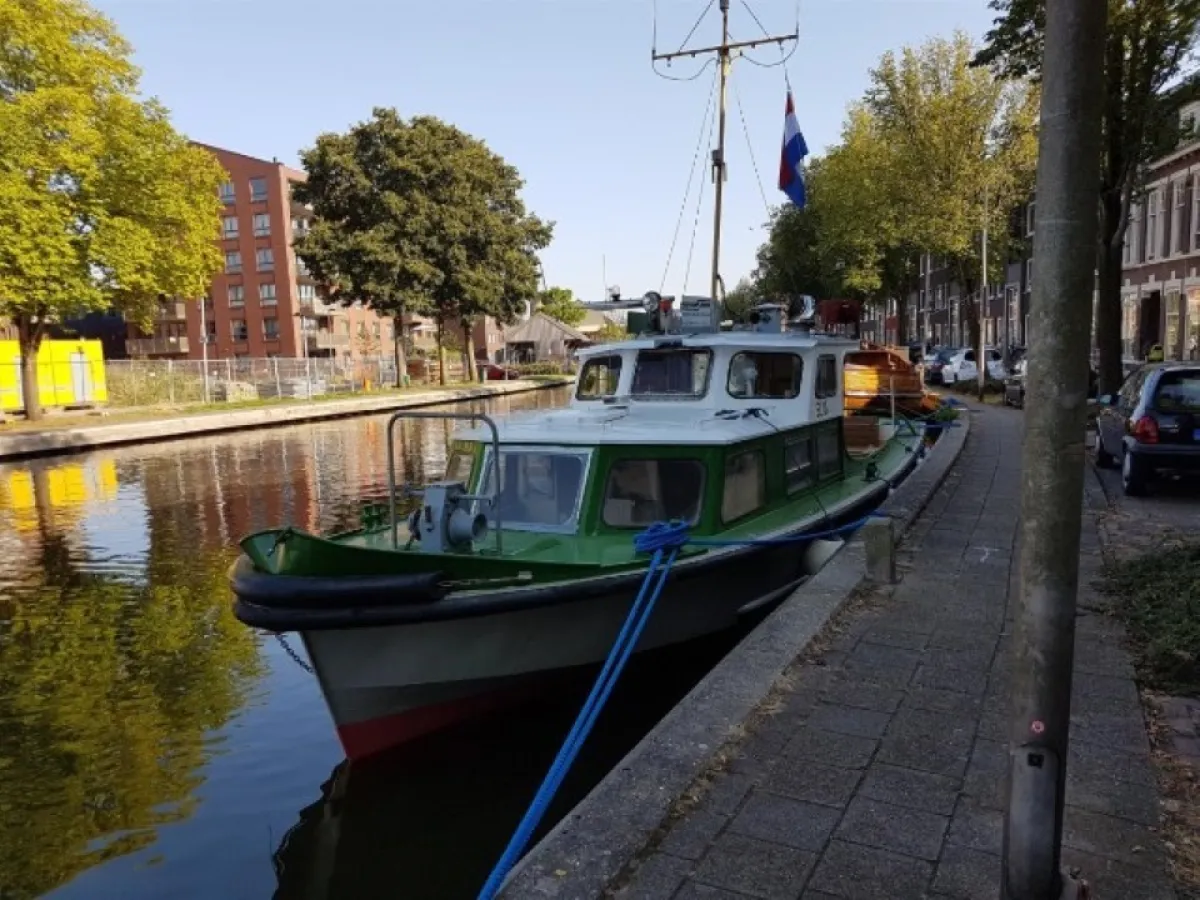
top-left (475, 511), bottom-right (881, 899)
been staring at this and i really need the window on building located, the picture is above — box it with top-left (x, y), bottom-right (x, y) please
top-left (263, 317), bottom-right (280, 341)
top-left (205, 320), bottom-right (217, 342)
top-left (228, 285), bottom-right (245, 306)
top-left (297, 283), bottom-right (317, 303)
top-left (256, 248), bottom-right (274, 272)
top-left (1026, 259), bottom-right (1034, 293)
top-left (249, 176), bottom-right (268, 203)
top-left (1166, 290), bottom-right (1183, 359)
top-left (1148, 189), bottom-right (1160, 260)
top-left (296, 256), bottom-right (310, 277)
top-left (230, 320), bottom-right (248, 342)
top-left (222, 216), bottom-right (239, 238)
top-left (631, 348), bottom-right (711, 399)
top-left (815, 354), bottom-right (838, 399)
top-left (784, 435), bottom-right (815, 493)
top-left (225, 251), bottom-right (242, 274)
top-left (726, 352), bottom-right (803, 399)
top-left (259, 283), bottom-right (277, 305)
top-left (219, 182), bottom-right (236, 204)
top-left (602, 459), bottom-right (705, 527)
top-left (1026, 200), bottom-right (1036, 236)
top-left (721, 450), bottom-right (765, 523)
top-left (1172, 179), bottom-right (1185, 256)
top-left (253, 213), bottom-right (271, 237)
top-left (292, 217), bottom-right (310, 236)
top-left (1193, 176), bottom-right (1200, 252)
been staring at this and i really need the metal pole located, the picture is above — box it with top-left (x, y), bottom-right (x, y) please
top-left (979, 184), bottom-right (989, 399)
top-left (1002, 0), bottom-right (1107, 897)
top-left (709, 0), bottom-right (731, 303)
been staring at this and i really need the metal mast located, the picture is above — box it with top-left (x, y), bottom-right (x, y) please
top-left (652, 1), bottom-right (796, 301)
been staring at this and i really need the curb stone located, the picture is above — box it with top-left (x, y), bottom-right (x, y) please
top-left (500, 409), bottom-right (974, 899)
top-left (0, 380), bottom-right (561, 462)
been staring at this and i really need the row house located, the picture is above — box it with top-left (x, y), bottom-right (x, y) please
top-left (1118, 99), bottom-right (1200, 361)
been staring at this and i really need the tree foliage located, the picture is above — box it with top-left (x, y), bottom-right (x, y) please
top-left (294, 109), bottom-right (553, 384)
top-left (0, 0), bottom-right (226, 419)
top-left (721, 277), bottom-right (760, 323)
top-left (535, 286), bottom-right (585, 326)
top-left (974, 0), bottom-right (1200, 392)
top-left (752, 187), bottom-right (839, 304)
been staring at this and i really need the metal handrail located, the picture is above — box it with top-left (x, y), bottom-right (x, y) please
top-left (385, 410), bottom-right (503, 554)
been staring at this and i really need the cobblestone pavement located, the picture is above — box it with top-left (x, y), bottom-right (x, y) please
top-left (614, 404), bottom-right (1175, 900)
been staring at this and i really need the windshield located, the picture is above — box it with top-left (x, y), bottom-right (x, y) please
top-left (1153, 370), bottom-right (1200, 413)
top-left (479, 448), bottom-right (591, 532)
top-left (631, 348), bottom-right (712, 399)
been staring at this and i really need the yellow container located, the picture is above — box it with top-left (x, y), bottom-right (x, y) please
top-left (0, 339), bottom-right (109, 412)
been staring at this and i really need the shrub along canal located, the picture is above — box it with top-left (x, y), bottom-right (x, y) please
top-left (0, 386), bottom-right (755, 900)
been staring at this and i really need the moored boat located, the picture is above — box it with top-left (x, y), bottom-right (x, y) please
top-left (844, 342), bottom-right (942, 418)
top-left (230, 298), bottom-right (929, 760)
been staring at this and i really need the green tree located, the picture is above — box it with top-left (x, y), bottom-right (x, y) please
top-left (721, 277), bottom-right (760, 323)
top-left (0, 0), bottom-right (226, 420)
top-left (591, 320), bottom-right (629, 343)
top-left (294, 109), bottom-right (553, 386)
top-left (866, 33), bottom-right (1040, 350)
top-left (752, 185), bottom-right (839, 303)
top-left (535, 286), bottom-right (586, 327)
top-left (974, 0), bottom-right (1200, 392)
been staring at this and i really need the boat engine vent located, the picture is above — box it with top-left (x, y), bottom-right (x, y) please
top-left (407, 481), bottom-right (489, 554)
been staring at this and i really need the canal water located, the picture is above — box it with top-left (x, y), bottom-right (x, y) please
top-left (0, 387), bottom-right (750, 900)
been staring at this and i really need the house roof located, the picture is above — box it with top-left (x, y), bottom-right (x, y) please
top-left (505, 312), bottom-right (590, 344)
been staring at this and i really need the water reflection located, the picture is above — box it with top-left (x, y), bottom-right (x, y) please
top-left (0, 387), bottom-right (568, 900)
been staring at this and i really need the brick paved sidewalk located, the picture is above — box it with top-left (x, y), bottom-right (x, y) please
top-left (615, 405), bottom-right (1173, 900)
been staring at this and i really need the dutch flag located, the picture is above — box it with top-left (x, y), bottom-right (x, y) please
top-left (779, 90), bottom-right (809, 209)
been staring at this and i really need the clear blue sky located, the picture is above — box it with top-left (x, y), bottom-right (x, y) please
top-left (94, 0), bottom-right (998, 304)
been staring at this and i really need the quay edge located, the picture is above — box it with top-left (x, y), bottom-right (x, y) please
top-left (0, 379), bottom-right (566, 462)
top-left (499, 408), bottom-right (973, 900)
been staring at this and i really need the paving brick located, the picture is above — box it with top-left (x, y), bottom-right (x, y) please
top-left (702, 773), bottom-right (756, 817)
top-left (759, 760), bottom-right (862, 809)
top-left (1062, 805), bottom-right (1168, 869)
top-left (808, 839), bottom-right (935, 900)
top-left (819, 677), bottom-right (904, 714)
top-left (673, 881), bottom-right (750, 899)
top-left (931, 845), bottom-right (1001, 900)
top-left (617, 853), bottom-right (693, 898)
top-left (910, 663), bottom-right (990, 696)
top-left (784, 727), bottom-right (878, 770)
top-left (905, 686), bottom-right (985, 717)
top-left (860, 628), bottom-right (930, 651)
top-left (835, 795), bottom-right (949, 861)
top-left (859, 764), bottom-right (961, 816)
top-left (877, 707), bottom-right (976, 778)
top-left (945, 798), bottom-right (1003, 855)
top-left (1060, 847), bottom-right (1176, 900)
top-left (692, 832), bottom-right (816, 899)
top-left (727, 790), bottom-right (841, 852)
top-left (658, 808), bottom-right (728, 860)
top-left (807, 703), bottom-right (893, 740)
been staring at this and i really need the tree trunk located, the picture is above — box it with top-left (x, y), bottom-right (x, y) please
top-left (1095, 193), bottom-right (1126, 395)
top-left (392, 308), bottom-right (407, 389)
top-left (461, 321), bottom-right (477, 383)
top-left (435, 317), bottom-right (446, 386)
top-left (17, 314), bottom-right (45, 422)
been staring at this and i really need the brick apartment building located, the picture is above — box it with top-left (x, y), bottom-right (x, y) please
top-left (124, 143), bottom-right (513, 366)
top-left (1116, 99), bottom-right (1200, 361)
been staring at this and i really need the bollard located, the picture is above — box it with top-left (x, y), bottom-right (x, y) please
top-left (862, 516), bottom-right (896, 584)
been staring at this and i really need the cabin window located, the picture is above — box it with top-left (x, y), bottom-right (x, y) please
top-left (631, 348), bottom-right (712, 399)
top-left (602, 459), bottom-right (706, 528)
top-left (816, 427), bottom-right (842, 479)
top-left (816, 355), bottom-right (839, 399)
top-left (721, 450), bottom-right (766, 522)
top-left (726, 352), bottom-right (804, 399)
top-left (784, 435), bottom-right (815, 493)
top-left (577, 355), bottom-right (623, 400)
top-left (480, 448), bottom-right (591, 532)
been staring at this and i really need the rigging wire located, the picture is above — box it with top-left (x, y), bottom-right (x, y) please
top-left (682, 100), bottom-right (719, 296)
top-left (660, 64), bottom-right (719, 294)
top-left (651, 0), bottom-right (720, 82)
top-left (730, 69), bottom-right (772, 218)
top-left (735, 0), bottom-right (800, 74)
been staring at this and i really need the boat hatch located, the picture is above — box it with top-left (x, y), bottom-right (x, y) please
top-left (478, 446), bottom-right (593, 535)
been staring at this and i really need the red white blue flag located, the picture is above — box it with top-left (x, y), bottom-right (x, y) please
top-left (779, 90), bottom-right (809, 209)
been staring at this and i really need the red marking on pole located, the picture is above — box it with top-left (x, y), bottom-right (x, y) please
top-left (1031, 720), bottom-right (1045, 734)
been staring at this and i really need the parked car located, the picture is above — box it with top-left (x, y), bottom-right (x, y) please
top-left (478, 362), bottom-right (519, 381)
top-left (1094, 363), bottom-right (1200, 495)
top-left (941, 347), bottom-right (1007, 385)
top-left (923, 347), bottom-right (960, 385)
top-left (1004, 359), bottom-right (1098, 408)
